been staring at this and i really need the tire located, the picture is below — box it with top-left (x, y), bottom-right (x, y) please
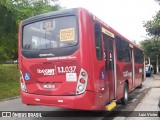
top-left (121, 82), bottom-right (129, 105)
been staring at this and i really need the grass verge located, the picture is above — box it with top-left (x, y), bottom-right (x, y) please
top-left (0, 64), bottom-right (20, 100)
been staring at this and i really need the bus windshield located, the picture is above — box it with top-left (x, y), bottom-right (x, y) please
top-left (23, 16), bottom-right (78, 50)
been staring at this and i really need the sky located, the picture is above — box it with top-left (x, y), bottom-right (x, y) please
top-left (59, 0), bottom-right (159, 43)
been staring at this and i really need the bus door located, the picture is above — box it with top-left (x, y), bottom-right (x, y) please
top-left (129, 44), bottom-right (135, 89)
top-left (103, 34), bottom-right (115, 101)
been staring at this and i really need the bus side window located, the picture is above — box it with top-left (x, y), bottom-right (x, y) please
top-left (116, 36), bottom-right (123, 61)
top-left (94, 24), bottom-right (102, 60)
top-left (134, 48), bottom-right (143, 64)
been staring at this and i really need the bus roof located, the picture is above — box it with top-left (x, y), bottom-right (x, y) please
top-left (22, 8), bottom-right (78, 25)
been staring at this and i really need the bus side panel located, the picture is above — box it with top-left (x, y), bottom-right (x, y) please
top-left (78, 9), bottom-right (95, 92)
top-left (116, 62), bottom-right (123, 100)
top-left (83, 14), bottom-right (108, 109)
top-left (116, 62), bottom-right (133, 100)
top-left (78, 9), bottom-right (104, 109)
top-left (88, 9), bottom-right (110, 110)
top-left (134, 63), bottom-right (143, 87)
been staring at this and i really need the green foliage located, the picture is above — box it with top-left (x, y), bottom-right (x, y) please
top-left (144, 10), bottom-right (160, 37)
top-left (0, 64), bottom-right (20, 100)
top-left (12, 0), bottom-right (61, 24)
top-left (0, 0), bottom-right (61, 62)
top-left (142, 1), bottom-right (160, 68)
top-left (140, 39), bottom-right (160, 67)
top-left (155, 0), bottom-right (160, 5)
top-left (0, 47), bottom-right (8, 64)
top-left (144, 1), bottom-right (160, 38)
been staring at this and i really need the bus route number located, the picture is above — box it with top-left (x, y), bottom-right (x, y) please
top-left (57, 66), bottom-right (76, 73)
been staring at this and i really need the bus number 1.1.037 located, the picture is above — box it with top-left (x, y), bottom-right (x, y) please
top-left (57, 66), bottom-right (76, 73)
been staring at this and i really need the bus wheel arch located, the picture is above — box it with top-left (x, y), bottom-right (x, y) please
top-left (121, 80), bottom-right (129, 105)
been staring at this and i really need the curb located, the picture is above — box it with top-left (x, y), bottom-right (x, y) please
top-left (0, 96), bottom-right (20, 102)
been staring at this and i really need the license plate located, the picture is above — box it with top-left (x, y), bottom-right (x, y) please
top-left (43, 84), bottom-right (55, 89)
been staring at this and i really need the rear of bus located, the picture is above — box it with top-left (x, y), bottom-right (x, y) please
top-left (18, 8), bottom-right (99, 110)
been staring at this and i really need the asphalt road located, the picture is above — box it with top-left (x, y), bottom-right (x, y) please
top-left (0, 76), bottom-right (158, 120)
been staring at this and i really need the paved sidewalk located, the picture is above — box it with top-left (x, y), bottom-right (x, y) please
top-left (126, 88), bottom-right (160, 120)
top-left (126, 75), bottom-right (160, 120)
top-left (153, 74), bottom-right (160, 80)
top-left (142, 75), bottom-right (160, 89)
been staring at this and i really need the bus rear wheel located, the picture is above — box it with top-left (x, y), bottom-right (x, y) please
top-left (121, 82), bottom-right (129, 105)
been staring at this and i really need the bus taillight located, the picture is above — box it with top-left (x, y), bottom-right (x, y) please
top-left (81, 72), bottom-right (86, 77)
top-left (76, 68), bottom-right (88, 95)
top-left (21, 82), bottom-right (27, 92)
top-left (80, 78), bottom-right (85, 84)
top-left (20, 71), bottom-right (27, 92)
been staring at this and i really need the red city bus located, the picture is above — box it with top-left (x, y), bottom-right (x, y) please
top-left (18, 8), bottom-right (144, 110)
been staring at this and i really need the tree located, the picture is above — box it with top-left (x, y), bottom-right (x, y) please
top-left (155, 0), bottom-right (160, 5)
top-left (140, 39), bottom-right (160, 67)
top-left (0, 47), bottom-right (8, 65)
top-left (12, 0), bottom-right (61, 24)
top-left (144, 11), bottom-right (160, 38)
top-left (142, 1), bottom-right (160, 70)
top-left (0, 0), bottom-right (61, 63)
top-left (144, 1), bottom-right (160, 38)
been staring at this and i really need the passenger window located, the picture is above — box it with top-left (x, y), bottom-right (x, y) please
top-left (116, 36), bottom-right (122, 61)
top-left (122, 40), bottom-right (130, 62)
top-left (116, 36), bottom-right (130, 62)
top-left (134, 48), bottom-right (143, 64)
top-left (94, 24), bottom-right (102, 60)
